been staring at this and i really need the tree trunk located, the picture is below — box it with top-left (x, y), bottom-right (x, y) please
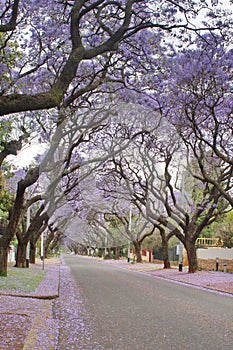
top-left (161, 236), bottom-right (171, 269)
top-left (106, 247), bottom-right (112, 259)
top-left (44, 233), bottom-right (54, 258)
top-left (185, 241), bottom-right (198, 273)
top-left (30, 240), bottom-right (36, 264)
top-left (44, 245), bottom-right (48, 259)
top-left (133, 240), bottom-right (142, 263)
top-left (15, 241), bottom-right (27, 267)
top-left (0, 246), bottom-right (8, 276)
top-left (114, 246), bottom-right (120, 260)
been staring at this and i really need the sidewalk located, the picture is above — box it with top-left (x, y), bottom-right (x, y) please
top-left (0, 259), bottom-right (60, 350)
top-left (0, 256), bottom-right (232, 349)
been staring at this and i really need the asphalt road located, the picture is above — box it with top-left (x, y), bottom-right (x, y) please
top-left (63, 255), bottom-right (233, 350)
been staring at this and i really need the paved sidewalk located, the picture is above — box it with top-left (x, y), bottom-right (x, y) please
top-left (0, 259), bottom-right (60, 350)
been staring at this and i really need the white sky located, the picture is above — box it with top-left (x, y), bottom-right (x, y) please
top-left (7, 143), bottom-right (48, 168)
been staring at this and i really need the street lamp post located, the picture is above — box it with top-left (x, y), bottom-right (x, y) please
top-left (104, 232), bottom-right (107, 256)
top-left (26, 206), bottom-right (30, 268)
top-left (41, 231), bottom-right (45, 270)
top-left (127, 208), bottom-right (132, 263)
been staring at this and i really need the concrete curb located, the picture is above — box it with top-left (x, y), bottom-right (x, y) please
top-left (23, 315), bottom-right (57, 350)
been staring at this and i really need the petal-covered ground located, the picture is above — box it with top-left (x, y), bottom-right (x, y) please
top-left (53, 264), bottom-right (105, 350)
top-left (0, 314), bottom-right (32, 350)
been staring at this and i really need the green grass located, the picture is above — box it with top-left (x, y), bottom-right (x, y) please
top-left (0, 266), bottom-right (46, 292)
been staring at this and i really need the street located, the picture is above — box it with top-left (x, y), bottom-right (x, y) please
top-left (59, 255), bottom-right (233, 350)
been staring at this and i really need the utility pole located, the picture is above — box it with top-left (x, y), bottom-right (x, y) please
top-left (127, 208), bottom-right (132, 263)
top-left (26, 190), bottom-right (30, 268)
top-left (41, 231), bottom-right (45, 270)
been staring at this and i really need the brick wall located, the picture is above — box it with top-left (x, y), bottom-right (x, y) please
top-left (198, 258), bottom-right (233, 272)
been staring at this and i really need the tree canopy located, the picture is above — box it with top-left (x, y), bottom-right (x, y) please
top-left (0, 0), bottom-right (231, 116)
top-left (0, 0), bottom-right (232, 274)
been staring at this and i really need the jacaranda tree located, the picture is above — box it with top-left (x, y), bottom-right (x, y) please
top-left (0, 0), bottom-right (232, 275)
top-left (0, 0), bottom-right (230, 116)
top-left (160, 34), bottom-right (233, 207)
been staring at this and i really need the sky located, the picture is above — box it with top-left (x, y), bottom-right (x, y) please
top-left (8, 143), bottom-right (48, 168)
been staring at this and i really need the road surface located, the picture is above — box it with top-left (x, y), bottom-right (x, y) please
top-left (60, 255), bottom-right (233, 350)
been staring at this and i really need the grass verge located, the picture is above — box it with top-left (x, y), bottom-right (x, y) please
top-left (0, 266), bottom-right (46, 292)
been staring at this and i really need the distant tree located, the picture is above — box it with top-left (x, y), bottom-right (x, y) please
top-left (90, 204), bottom-right (156, 262)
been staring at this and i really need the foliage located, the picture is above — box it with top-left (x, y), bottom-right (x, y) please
top-left (160, 34), bottom-right (233, 207)
top-left (0, 170), bottom-right (12, 219)
top-left (141, 231), bottom-right (161, 249)
top-left (203, 210), bottom-right (233, 247)
top-left (0, 32), bottom-right (22, 88)
top-left (0, 0), bottom-right (231, 115)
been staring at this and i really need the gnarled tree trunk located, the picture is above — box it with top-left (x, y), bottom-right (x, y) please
top-left (0, 167), bottom-right (40, 275)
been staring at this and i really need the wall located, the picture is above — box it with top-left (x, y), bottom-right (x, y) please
top-left (197, 247), bottom-right (233, 260)
top-left (197, 247), bottom-right (233, 272)
top-left (198, 258), bottom-right (233, 272)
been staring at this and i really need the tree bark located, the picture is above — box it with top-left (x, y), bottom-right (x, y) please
top-left (114, 246), bottom-right (120, 260)
top-left (0, 246), bottom-right (8, 276)
top-left (103, 247), bottom-right (112, 259)
top-left (0, 167), bottom-right (40, 275)
top-left (185, 240), bottom-right (198, 273)
top-left (29, 240), bottom-right (36, 264)
top-left (161, 236), bottom-right (171, 269)
top-left (133, 240), bottom-right (142, 263)
top-left (15, 240), bottom-right (27, 267)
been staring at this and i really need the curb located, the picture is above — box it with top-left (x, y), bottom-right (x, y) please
top-left (100, 259), bottom-right (233, 296)
top-left (0, 291), bottom-right (59, 299)
top-left (22, 262), bottom-right (60, 349)
top-left (137, 269), bottom-right (233, 297)
top-left (23, 315), bottom-right (57, 350)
